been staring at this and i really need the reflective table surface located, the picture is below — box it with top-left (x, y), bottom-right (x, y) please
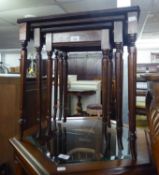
top-left (26, 117), bottom-right (131, 165)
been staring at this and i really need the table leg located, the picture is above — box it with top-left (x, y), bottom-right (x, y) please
top-left (76, 95), bottom-right (83, 115)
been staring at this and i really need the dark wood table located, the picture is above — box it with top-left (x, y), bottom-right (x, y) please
top-left (10, 117), bottom-right (155, 175)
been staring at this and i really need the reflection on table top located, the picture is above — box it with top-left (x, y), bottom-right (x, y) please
top-left (10, 116), bottom-right (153, 175)
top-left (25, 117), bottom-right (130, 165)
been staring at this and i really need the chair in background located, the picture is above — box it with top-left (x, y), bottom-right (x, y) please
top-left (145, 74), bottom-right (159, 175)
top-left (68, 148), bottom-right (102, 161)
top-left (86, 104), bottom-right (102, 117)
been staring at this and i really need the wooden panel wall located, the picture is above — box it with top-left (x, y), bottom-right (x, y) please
top-left (0, 77), bottom-right (20, 167)
top-left (68, 52), bottom-right (102, 80)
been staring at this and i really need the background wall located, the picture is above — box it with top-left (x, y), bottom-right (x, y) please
top-left (137, 48), bottom-right (159, 63)
top-left (0, 49), bottom-right (20, 69)
top-left (1, 47), bottom-right (159, 70)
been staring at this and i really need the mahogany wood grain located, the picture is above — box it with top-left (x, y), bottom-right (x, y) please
top-left (102, 50), bottom-right (112, 126)
top-left (115, 43), bottom-right (123, 149)
top-left (18, 6), bottom-right (139, 23)
top-left (46, 51), bottom-right (53, 133)
top-left (63, 52), bottom-right (68, 122)
top-left (128, 34), bottom-right (137, 160)
top-left (10, 127), bottom-right (154, 175)
top-left (45, 33), bottom-right (53, 133)
top-left (53, 51), bottom-right (59, 121)
top-left (0, 77), bottom-right (20, 171)
top-left (19, 41), bottom-right (27, 140)
top-left (35, 46), bottom-right (42, 138)
top-left (58, 53), bottom-right (64, 121)
top-left (14, 6), bottom-right (143, 174)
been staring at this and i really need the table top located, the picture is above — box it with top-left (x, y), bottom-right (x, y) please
top-left (10, 117), bottom-right (153, 175)
top-left (25, 118), bottom-right (130, 165)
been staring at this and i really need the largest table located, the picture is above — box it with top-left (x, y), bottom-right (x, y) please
top-left (10, 117), bottom-right (154, 175)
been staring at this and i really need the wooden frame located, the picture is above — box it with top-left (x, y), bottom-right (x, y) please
top-left (10, 6), bottom-right (155, 175)
top-left (17, 6), bottom-right (139, 143)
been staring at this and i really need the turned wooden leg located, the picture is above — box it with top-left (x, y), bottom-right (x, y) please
top-left (128, 34), bottom-right (137, 160)
top-left (58, 52), bottom-right (64, 121)
top-left (53, 51), bottom-right (59, 121)
top-left (115, 43), bottom-right (123, 150)
top-left (34, 28), bottom-right (43, 138)
top-left (102, 49), bottom-right (112, 127)
top-left (63, 52), bottom-right (68, 122)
